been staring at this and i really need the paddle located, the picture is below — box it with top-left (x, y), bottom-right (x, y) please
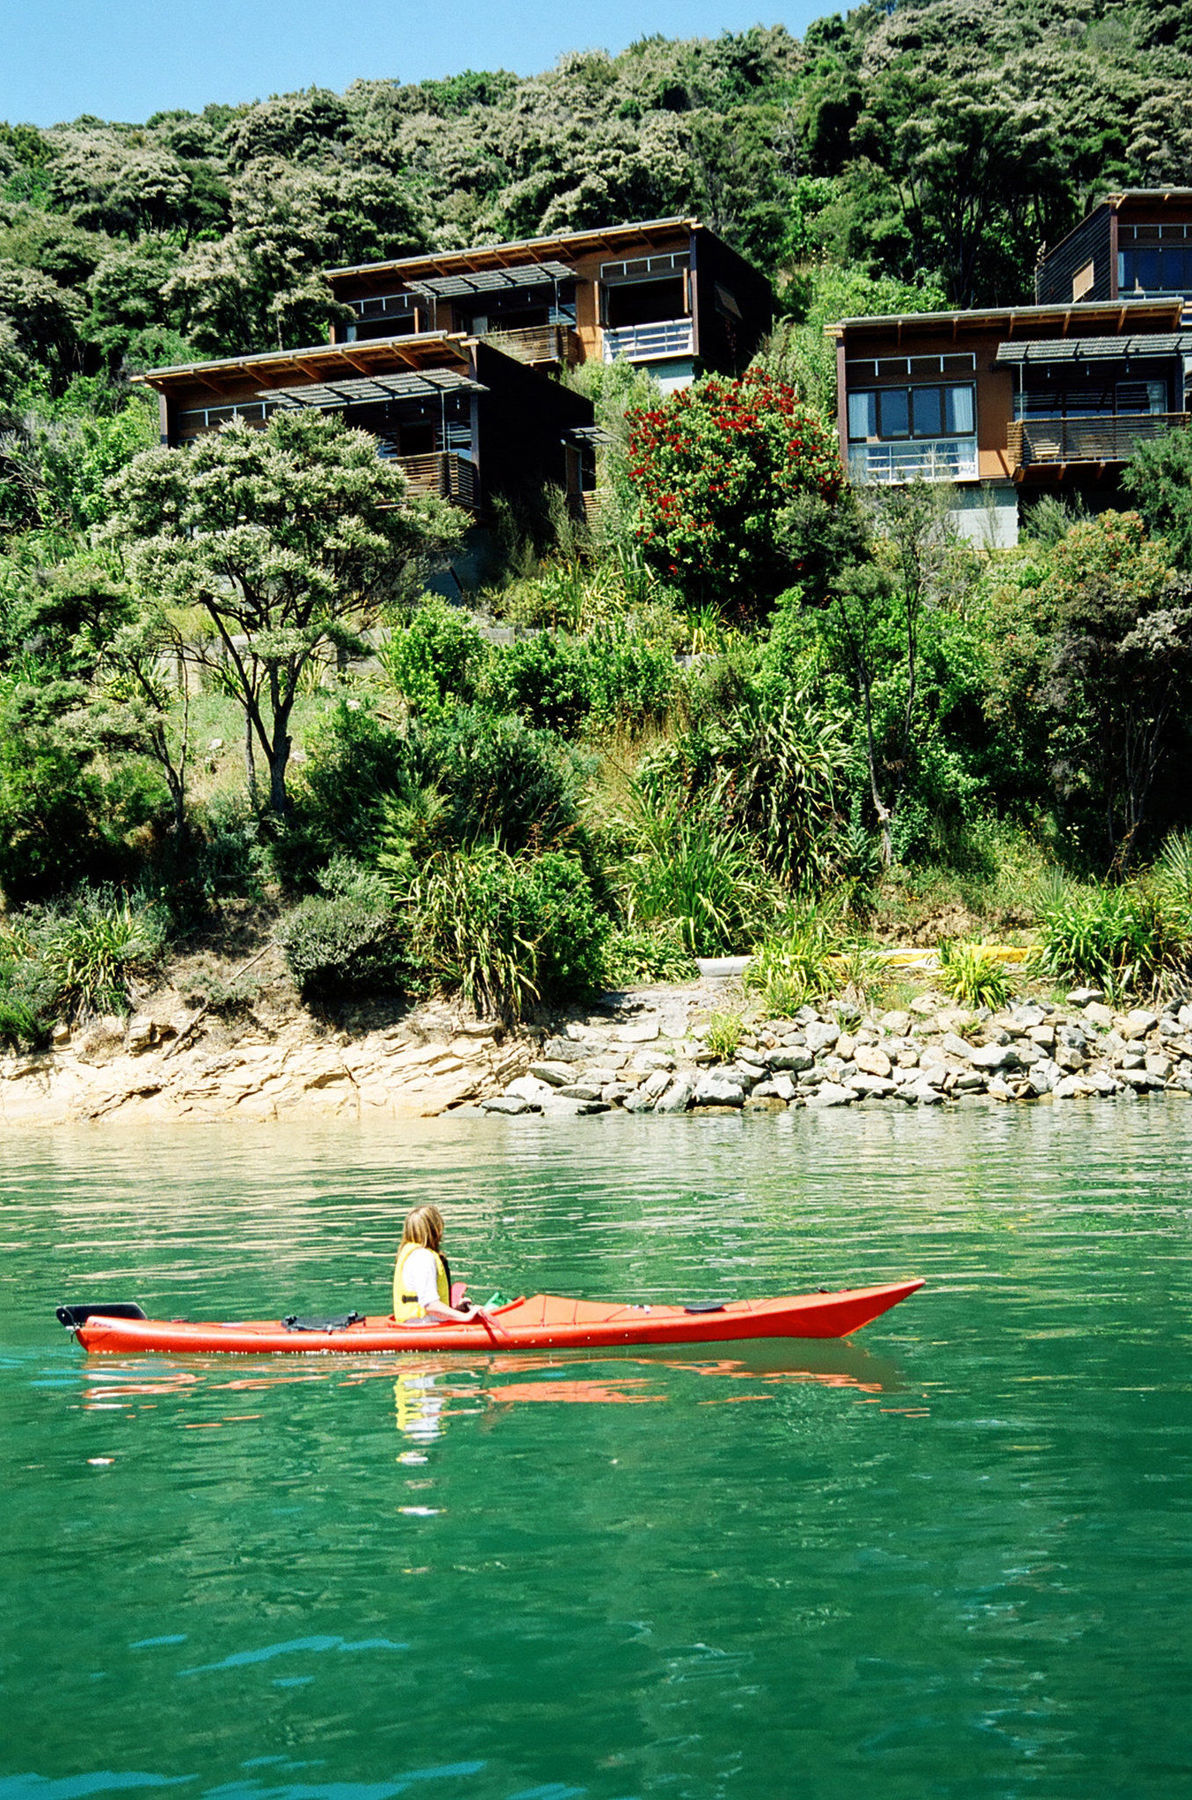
top-left (471, 1305), bottom-right (508, 1348)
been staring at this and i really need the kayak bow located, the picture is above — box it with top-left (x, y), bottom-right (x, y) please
top-left (57, 1280), bottom-right (924, 1355)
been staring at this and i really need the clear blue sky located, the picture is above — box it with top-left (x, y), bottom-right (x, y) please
top-left (3, 2), bottom-right (825, 129)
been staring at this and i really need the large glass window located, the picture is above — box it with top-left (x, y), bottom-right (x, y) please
top-left (848, 382), bottom-right (975, 442)
top-left (1120, 245), bottom-right (1192, 294)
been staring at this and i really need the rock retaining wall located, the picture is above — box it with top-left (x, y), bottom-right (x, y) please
top-left (479, 987), bottom-right (1192, 1118)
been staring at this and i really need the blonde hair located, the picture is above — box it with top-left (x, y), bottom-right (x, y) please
top-left (401, 1204), bottom-right (445, 1251)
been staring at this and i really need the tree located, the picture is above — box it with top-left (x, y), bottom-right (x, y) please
top-left (828, 483), bottom-right (976, 865)
top-left (625, 368), bottom-right (842, 613)
top-left (1041, 512), bottom-right (1192, 868)
top-left (104, 411), bottom-right (464, 814)
top-left (1122, 426), bottom-right (1192, 572)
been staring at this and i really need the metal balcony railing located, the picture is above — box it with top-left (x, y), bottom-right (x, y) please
top-left (849, 437), bottom-right (979, 485)
top-left (1008, 412), bottom-right (1191, 470)
top-left (602, 318), bottom-right (695, 362)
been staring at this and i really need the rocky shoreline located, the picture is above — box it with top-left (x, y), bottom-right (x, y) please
top-left (476, 985), bottom-right (1192, 1118)
top-left (2, 976), bottom-right (1190, 1126)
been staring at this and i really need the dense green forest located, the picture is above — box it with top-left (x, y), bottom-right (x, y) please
top-left (3, 0), bottom-right (1192, 1041)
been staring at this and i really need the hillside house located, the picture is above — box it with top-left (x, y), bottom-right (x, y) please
top-left (325, 217), bottom-right (773, 393)
top-left (1035, 189), bottom-right (1192, 315)
top-left (136, 217), bottom-right (773, 531)
top-left (830, 296), bottom-right (1191, 547)
top-left (135, 330), bottom-right (598, 517)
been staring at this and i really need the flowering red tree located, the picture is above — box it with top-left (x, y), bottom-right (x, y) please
top-left (626, 369), bottom-right (843, 611)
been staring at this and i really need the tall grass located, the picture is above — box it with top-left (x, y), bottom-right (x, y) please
top-left (616, 795), bottom-right (775, 957)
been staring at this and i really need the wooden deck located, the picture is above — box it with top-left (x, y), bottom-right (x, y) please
top-left (1009, 412), bottom-right (1190, 472)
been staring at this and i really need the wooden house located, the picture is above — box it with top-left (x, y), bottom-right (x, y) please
top-left (1036, 190), bottom-right (1192, 314)
top-left (325, 217), bottom-right (773, 392)
top-left (828, 297), bottom-right (1192, 546)
top-left (134, 330), bottom-right (598, 517)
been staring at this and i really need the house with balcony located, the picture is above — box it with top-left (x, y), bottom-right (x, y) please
top-left (135, 329), bottom-right (598, 520)
top-left (829, 295), bottom-right (1192, 547)
top-left (325, 217), bottom-right (773, 392)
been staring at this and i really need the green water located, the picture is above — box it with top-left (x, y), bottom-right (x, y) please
top-left (3, 1103), bottom-right (1190, 1800)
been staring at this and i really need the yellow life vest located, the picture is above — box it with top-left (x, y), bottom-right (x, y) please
top-left (393, 1242), bottom-right (449, 1322)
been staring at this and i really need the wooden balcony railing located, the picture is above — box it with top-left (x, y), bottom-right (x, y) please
top-left (1009, 412), bottom-right (1191, 471)
top-left (391, 451), bottom-right (480, 509)
top-left (483, 324), bottom-right (582, 367)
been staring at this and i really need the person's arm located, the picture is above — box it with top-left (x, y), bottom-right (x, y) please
top-left (409, 1247), bottom-right (485, 1322)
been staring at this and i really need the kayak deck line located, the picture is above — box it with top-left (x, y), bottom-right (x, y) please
top-left (57, 1280), bottom-right (925, 1356)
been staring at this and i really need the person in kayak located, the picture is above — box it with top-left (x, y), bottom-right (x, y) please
top-left (392, 1204), bottom-right (485, 1324)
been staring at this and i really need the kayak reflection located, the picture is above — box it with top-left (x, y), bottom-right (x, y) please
top-left (387, 1337), bottom-right (909, 1438)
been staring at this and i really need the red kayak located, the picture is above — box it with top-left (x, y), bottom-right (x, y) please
top-left (57, 1280), bottom-right (923, 1355)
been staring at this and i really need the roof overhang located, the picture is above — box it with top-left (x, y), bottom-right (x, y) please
top-left (326, 218), bottom-right (700, 292)
top-left (264, 369), bottom-right (485, 409)
top-left (830, 297), bottom-right (1185, 341)
top-left (996, 331), bottom-right (1192, 364)
top-left (405, 260), bottom-right (576, 301)
top-left (133, 332), bottom-right (474, 397)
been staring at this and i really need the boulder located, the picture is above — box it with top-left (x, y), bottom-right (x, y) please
top-left (967, 1042), bottom-right (1020, 1071)
top-left (1118, 1067), bottom-right (1164, 1091)
top-left (807, 1080), bottom-right (855, 1107)
top-left (654, 1075), bottom-right (695, 1114)
top-left (847, 1074), bottom-right (897, 1098)
top-left (804, 1020), bottom-right (840, 1054)
top-left (481, 1095), bottom-right (536, 1115)
top-left (1068, 987), bottom-right (1106, 1006)
top-left (542, 1037), bottom-right (590, 1064)
top-left (1144, 1053), bottom-right (1173, 1079)
top-left (1083, 1002), bottom-right (1115, 1030)
top-left (527, 1061), bottom-right (576, 1087)
top-left (615, 1020), bottom-right (661, 1045)
top-left (542, 1094), bottom-right (610, 1116)
top-left (506, 1074), bottom-right (556, 1104)
top-left (1119, 1009), bottom-right (1159, 1040)
top-left (556, 1083), bottom-right (604, 1102)
top-left (853, 1044), bottom-right (893, 1078)
top-left (693, 1071), bottom-right (746, 1107)
top-left (766, 1046), bottom-right (813, 1072)
top-left (878, 1010), bottom-right (912, 1035)
top-left (621, 1085), bottom-right (656, 1113)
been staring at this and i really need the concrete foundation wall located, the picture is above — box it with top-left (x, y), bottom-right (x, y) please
top-left (947, 482), bottom-right (1019, 549)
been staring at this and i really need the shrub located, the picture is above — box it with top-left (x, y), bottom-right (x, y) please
top-left (408, 845), bottom-right (608, 1021)
top-left (482, 626), bottom-right (676, 736)
top-left (297, 700), bottom-right (411, 864)
top-left (481, 632), bottom-right (594, 735)
top-left (626, 368), bottom-right (842, 611)
top-left (744, 909), bottom-right (843, 1016)
top-left (14, 887), bottom-right (168, 1020)
top-left (380, 596), bottom-right (486, 713)
top-left (276, 863), bottom-right (409, 1003)
top-left (601, 922), bottom-right (697, 988)
top-left (405, 706), bottom-right (582, 856)
top-left (703, 1010), bottom-right (745, 1059)
top-left (936, 941), bottom-right (1013, 1011)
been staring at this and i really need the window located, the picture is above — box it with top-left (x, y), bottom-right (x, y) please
top-left (1120, 245), bottom-right (1192, 294)
top-left (1072, 259), bottom-right (1095, 301)
top-left (848, 382), bottom-right (975, 442)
